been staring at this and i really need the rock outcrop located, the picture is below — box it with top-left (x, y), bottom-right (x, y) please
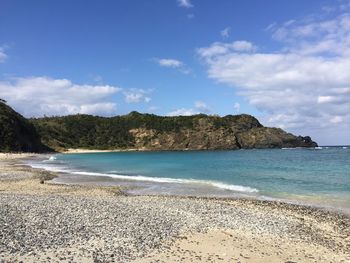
top-left (236, 127), bottom-right (318, 149)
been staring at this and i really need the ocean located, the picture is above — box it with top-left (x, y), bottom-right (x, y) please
top-left (28, 147), bottom-right (350, 212)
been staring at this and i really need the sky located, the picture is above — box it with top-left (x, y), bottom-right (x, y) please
top-left (1, 0), bottom-right (350, 145)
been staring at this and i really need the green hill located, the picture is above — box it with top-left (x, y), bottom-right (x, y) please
top-left (30, 111), bottom-right (317, 151)
top-left (0, 100), bottom-right (49, 152)
top-left (0, 101), bottom-right (317, 152)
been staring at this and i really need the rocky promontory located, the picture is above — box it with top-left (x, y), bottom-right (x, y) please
top-left (0, 100), bottom-right (317, 152)
top-left (30, 111), bottom-right (317, 151)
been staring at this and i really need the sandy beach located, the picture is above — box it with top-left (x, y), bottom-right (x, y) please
top-left (0, 153), bottom-right (349, 263)
top-left (63, 148), bottom-right (141, 154)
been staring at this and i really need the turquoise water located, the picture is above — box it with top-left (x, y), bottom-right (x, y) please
top-left (29, 147), bottom-right (350, 210)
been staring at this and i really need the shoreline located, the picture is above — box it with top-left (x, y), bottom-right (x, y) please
top-left (58, 146), bottom-right (328, 154)
top-left (62, 148), bottom-right (142, 154)
top-left (1, 153), bottom-right (349, 262)
top-left (27, 151), bottom-right (350, 216)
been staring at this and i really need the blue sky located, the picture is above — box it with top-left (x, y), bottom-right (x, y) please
top-left (1, 0), bottom-right (350, 145)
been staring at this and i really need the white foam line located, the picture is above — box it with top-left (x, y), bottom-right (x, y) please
top-left (72, 171), bottom-right (259, 193)
top-left (282, 148), bottom-right (297, 150)
top-left (28, 161), bottom-right (259, 194)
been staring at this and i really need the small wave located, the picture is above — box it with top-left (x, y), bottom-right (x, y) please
top-left (314, 147), bottom-right (323, 150)
top-left (29, 163), bottom-right (67, 173)
top-left (282, 148), bottom-right (296, 150)
top-left (343, 146), bottom-right (348, 149)
top-left (71, 171), bottom-right (259, 193)
top-left (42, 156), bottom-right (57, 162)
top-left (26, 161), bottom-right (259, 194)
top-left (210, 182), bottom-right (259, 193)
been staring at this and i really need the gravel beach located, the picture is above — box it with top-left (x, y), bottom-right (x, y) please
top-left (0, 154), bottom-right (349, 263)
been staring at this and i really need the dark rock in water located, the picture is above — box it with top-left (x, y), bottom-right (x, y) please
top-left (296, 136), bottom-right (318, 147)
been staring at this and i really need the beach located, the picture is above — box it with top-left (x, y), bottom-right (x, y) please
top-left (0, 153), bottom-right (349, 263)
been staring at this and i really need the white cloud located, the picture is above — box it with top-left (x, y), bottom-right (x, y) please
top-left (317, 96), bottom-right (337, 104)
top-left (194, 101), bottom-right (210, 113)
top-left (0, 47), bottom-right (7, 63)
top-left (197, 41), bottom-right (256, 58)
top-left (124, 89), bottom-right (152, 103)
top-left (0, 77), bottom-right (121, 117)
top-left (177, 0), bottom-right (193, 8)
top-left (168, 101), bottom-right (210, 116)
top-left (155, 58), bottom-right (191, 74)
top-left (168, 108), bottom-right (198, 116)
top-left (156, 58), bottom-right (183, 68)
top-left (221, 27), bottom-right (231, 38)
top-left (198, 8), bottom-right (350, 143)
top-left (330, 116), bottom-right (343, 123)
top-left (234, 102), bottom-right (240, 113)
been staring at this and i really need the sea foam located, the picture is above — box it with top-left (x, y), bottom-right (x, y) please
top-left (72, 171), bottom-right (259, 193)
top-left (28, 162), bottom-right (259, 194)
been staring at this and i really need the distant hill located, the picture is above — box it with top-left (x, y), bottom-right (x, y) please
top-left (0, 100), bottom-right (49, 152)
top-left (30, 110), bottom-right (317, 151)
top-left (0, 101), bottom-right (317, 153)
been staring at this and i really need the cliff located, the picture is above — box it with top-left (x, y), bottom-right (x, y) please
top-left (30, 111), bottom-right (317, 151)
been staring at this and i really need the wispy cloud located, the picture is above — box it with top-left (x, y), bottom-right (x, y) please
top-left (168, 101), bottom-right (210, 116)
top-left (198, 5), bottom-right (350, 139)
top-left (197, 41), bottom-right (256, 58)
top-left (156, 58), bottom-right (183, 68)
top-left (233, 102), bottom-right (240, 113)
top-left (154, 58), bottom-right (191, 74)
top-left (0, 77), bottom-right (121, 117)
top-left (187, 13), bottom-right (195, 19)
top-left (194, 101), bottom-right (210, 113)
top-left (177, 0), bottom-right (193, 8)
top-left (221, 27), bottom-right (231, 38)
top-left (0, 47), bottom-right (7, 63)
top-left (124, 89), bottom-right (152, 103)
top-left (168, 108), bottom-right (198, 116)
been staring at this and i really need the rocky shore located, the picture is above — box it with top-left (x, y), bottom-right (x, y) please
top-left (0, 154), bottom-right (349, 263)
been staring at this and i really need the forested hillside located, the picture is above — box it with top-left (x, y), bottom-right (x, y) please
top-left (30, 111), bottom-right (317, 151)
top-left (0, 100), bottom-right (49, 152)
top-left (0, 100), bottom-right (317, 152)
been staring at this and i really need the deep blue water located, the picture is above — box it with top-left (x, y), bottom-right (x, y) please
top-left (29, 147), bottom-right (350, 210)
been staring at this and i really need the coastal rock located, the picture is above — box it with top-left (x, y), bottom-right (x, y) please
top-left (236, 127), bottom-right (318, 149)
top-left (129, 126), bottom-right (239, 150)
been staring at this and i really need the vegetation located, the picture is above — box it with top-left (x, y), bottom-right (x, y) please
top-left (30, 112), bottom-right (261, 150)
top-left (0, 101), bottom-right (317, 152)
top-left (0, 100), bottom-right (49, 152)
